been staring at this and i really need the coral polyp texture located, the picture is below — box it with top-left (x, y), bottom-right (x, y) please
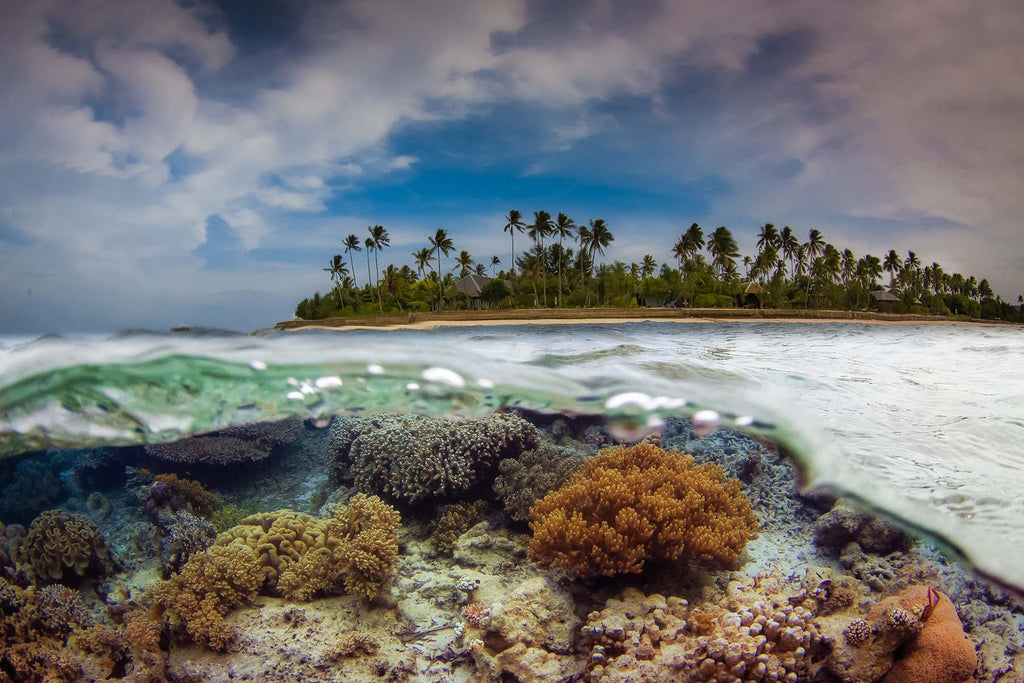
top-left (16, 510), bottom-right (116, 584)
top-left (528, 443), bottom-right (759, 578)
top-left (215, 493), bottom-right (401, 602)
top-left (329, 412), bottom-right (540, 503)
top-left (149, 543), bottom-right (264, 650)
top-left (493, 442), bottom-right (587, 522)
top-left (144, 416), bottom-right (305, 465)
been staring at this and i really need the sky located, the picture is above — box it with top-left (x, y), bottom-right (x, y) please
top-left (1, 0), bottom-right (1022, 333)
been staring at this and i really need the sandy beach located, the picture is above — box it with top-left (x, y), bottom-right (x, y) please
top-left (274, 307), bottom-right (1012, 332)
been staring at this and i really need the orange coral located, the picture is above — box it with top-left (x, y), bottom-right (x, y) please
top-left (882, 585), bottom-right (976, 683)
top-left (528, 444), bottom-right (758, 578)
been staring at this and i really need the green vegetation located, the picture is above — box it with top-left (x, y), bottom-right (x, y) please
top-left (293, 218), bottom-right (1023, 323)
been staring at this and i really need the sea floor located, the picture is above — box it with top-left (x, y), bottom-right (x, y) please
top-left (1, 413), bottom-right (1022, 682)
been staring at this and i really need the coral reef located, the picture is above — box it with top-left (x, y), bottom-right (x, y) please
top-left (84, 491), bottom-right (111, 522)
top-left (661, 419), bottom-right (805, 527)
top-left (148, 473), bottom-right (219, 517)
top-left (156, 510), bottom-right (217, 576)
top-left (15, 510), bottom-right (116, 584)
top-left (0, 521), bottom-right (25, 579)
top-left (814, 498), bottom-right (915, 555)
top-left (149, 543), bottom-right (264, 650)
top-left (528, 443), bottom-right (759, 578)
top-left (430, 500), bottom-right (487, 554)
top-left (494, 443), bottom-right (587, 522)
top-left (215, 493), bottom-right (401, 602)
top-left (144, 416), bottom-right (305, 465)
top-left (329, 412), bottom-right (540, 503)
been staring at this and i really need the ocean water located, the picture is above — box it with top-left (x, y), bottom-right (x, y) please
top-left (1, 321), bottom-right (1022, 681)
top-left (3, 322), bottom-right (1022, 588)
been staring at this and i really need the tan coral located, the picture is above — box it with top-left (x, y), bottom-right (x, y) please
top-left (16, 510), bottom-right (115, 584)
top-left (148, 543), bottom-right (263, 650)
top-left (213, 493), bottom-right (401, 602)
top-left (528, 444), bottom-right (758, 578)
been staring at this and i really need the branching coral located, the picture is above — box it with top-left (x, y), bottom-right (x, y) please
top-left (215, 493), bottom-right (401, 602)
top-left (329, 412), bottom-right (539, 503)
top-left (16, 510), bottom-right (116, 584)
top-left (144, 416), bottom-right (305, 466)
top-left (528, 444), bottom-right (759, 578)
top-left (148, 543), bottom-right (263, 650)
top-left (430, 501), bottom-right (487, 554)
top-left (494, 443), bottom-right (586, 522)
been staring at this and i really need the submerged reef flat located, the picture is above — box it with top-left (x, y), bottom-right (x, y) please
top-left (0, 412), bottom-right (1021, 682)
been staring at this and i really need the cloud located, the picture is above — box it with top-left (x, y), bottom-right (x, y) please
top-left (1, 0), bottom-right (1023, 333)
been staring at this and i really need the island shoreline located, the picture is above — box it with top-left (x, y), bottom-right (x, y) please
top-left (273, 307), bottom-right (1019, 331)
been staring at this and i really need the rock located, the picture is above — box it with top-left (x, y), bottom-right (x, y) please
top-left (495, 643), bottom-right (584, 683)
top-left (814, 499), bottom-right (914, 555)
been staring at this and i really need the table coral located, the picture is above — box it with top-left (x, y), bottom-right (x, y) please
top-left (528, 443), bottom-right (759, 578)
top-left (16, 510), bottom-right (116, 584)
top-left (144, 416), bottom-right (305, 466)
top-left (329, 412), bottom-right (539, 503)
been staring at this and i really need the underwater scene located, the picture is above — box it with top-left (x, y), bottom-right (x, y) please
top-left (0, 322), bottom-right (1022, 682)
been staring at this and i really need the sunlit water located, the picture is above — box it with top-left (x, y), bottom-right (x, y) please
top-left (2, 321), bottom-right (1022, 589)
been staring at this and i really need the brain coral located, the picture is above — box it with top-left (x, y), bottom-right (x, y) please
top-left (215, 493), bottom-right (401, 602)
top-left (330, 412), bottom-right (539, 503)
top-left (16, 510), bottom-right (116, 584)
top-left (528, 443), bottom-right (759, 578)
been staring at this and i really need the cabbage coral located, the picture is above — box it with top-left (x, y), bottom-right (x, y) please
top-left (528, 444), bottom-right (758, 578)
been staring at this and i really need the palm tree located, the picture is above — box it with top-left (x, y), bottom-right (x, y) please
top-left (553, 212), bottom-right (576, 306)
top-left (581, 219), bottom-right (614, 305)
top-left (368, 225), bottom-right (390, 312)
top-left (380, 264), bottom-right (405, 311)
top-left (429, 228), bottom-right (454, 310)
top-left (756, 223), bottom-right (779, 255)
top-left (804, 228), bottom-right (825, 268)
top-left (640, 254), bottom-right (657, 280)
top-left (528, 211), bottom-right (554, 306)
top-left (883, 249), bottom-right (901, 292)
top-left (979, 278), bottom-right (993, 300)
top-left (841, 248), bottom-right (856, 285)
top-left (323, 255), bottom-right (349, 309)
top-left (930, 263), bottom-right (945, 294)
top-left (343, 234), bottom-right (362, 289)
top-left (412, 248), bottom-right (433, 278)
top-left (503, 210), bottom-right (525, 277)
top-left (490, 255), bottom-right (500, 276)
top-left (363, 236), bottom-right (374, 298)
top-left (707, 226), bottom-right (739, 278)
top-left (780, 226), bottom-right (799, 278)
top-left (673, 223), bottom-right (704, 268)
top-left (793, 244), bottom-right (808, 279)
top-left (455, 250), bottom-right (475, 277)
top-left (475, 263), bottom-right (487, 277)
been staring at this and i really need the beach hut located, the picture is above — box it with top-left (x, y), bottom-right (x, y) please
top-left (455, 274), bottom-right (494, 309)
top-left (871, 289), bottom-right (900, 313)
top-left (739, 281), bottom-right (764, 308)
